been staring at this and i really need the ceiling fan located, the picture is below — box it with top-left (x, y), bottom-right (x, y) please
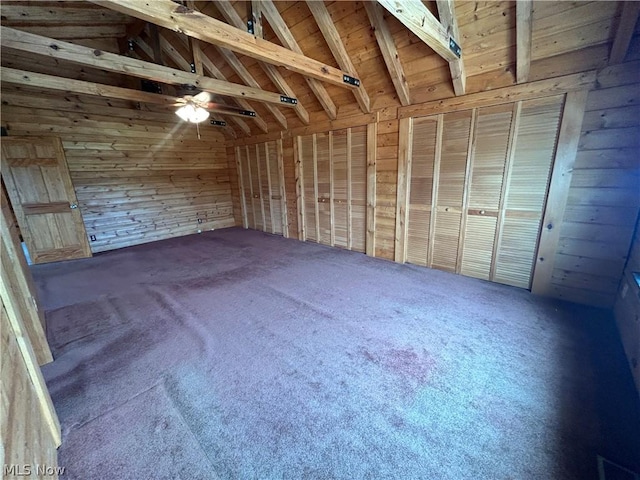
top-left (174, 84), bottom-right (212, 124)
top-left (173, 84), bottom-right (258, 138)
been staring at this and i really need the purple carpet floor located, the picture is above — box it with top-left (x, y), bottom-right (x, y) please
top-left (34, 228), bottom-right (640, 479)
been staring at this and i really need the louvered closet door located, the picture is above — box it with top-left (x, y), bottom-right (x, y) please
top-left (402, 96), bottom-right (565, 289)
top-left (461, 104), bottom-right (515, 280)
top-left (296, 127), bottom-right (367, 252)
top-left (350, 127), bottom-right (367, 252)
top-left (406, 117), bottom-right (437, 266)
top-left (432, 111), bottom-right (473, 273)
top-left (332, 130), bottom-right (349, 248)
top-left (236, 140), bottom-right (287, 235)
top-left (493, 96), bottom-right (563, 288)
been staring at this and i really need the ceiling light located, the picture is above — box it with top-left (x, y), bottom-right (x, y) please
top-left (175, 103), bottom-right (210, 123)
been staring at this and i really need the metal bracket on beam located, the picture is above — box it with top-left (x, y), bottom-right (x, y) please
top-left (190, 63), bottom-right (196, 73)
top-left (343, 74), bottom-right (361, 87)
top-left (127, 39), bottom-right (135, 51)
top-left (449, 37), bottom-right (461, 58)
top-left (238, 110), bottom-right (256, 117)
top-left (210, 120), bottom-right (227, 127)
top-left (247, 20), bottom-right (254, 35)
top-left (280, 95), bottom-right (298, 105)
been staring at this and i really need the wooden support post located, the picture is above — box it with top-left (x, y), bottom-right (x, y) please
top-left (312, 134), bottom-right (321, 243)
top-left (295, 137), bottom-right (306, 241)
top-left (366, 122), bottom-right (378, 257)
top-left (395, 117), bottom-right (413, 263)
top-left (329, 131), bottom-right (336, 247)
top-left (428, 115), bottom-right (443, 267)
top-left (516, 0), bottom-right (533, 84)
top-left (264, 142), bottom-right (276, 234)
top-left (456, 109), bottom-right (477, 273)
top-left (235, 147), bottom-right (249, 229)
top-left (347, 128), bottom-right (353, 250)
top-left (531, 90), bottom-right (589, 295)
top-left (255, 144), bottom-right (267, 232)
top-left (276, 139), bottom-right (289, 238)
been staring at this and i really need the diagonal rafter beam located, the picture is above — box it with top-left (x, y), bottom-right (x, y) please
top-left (213, 0), bottom-right (310, 125)
top-left (377, 0), bottom-right (460, 63)
top-left (364, 2), bottom-right (410, 106)
top-left (516, 0), bottom-right (533, 84)
top-left (0, 26), bottom-right (297, 109)
top-left (306, 0), bottom-right (370, 113)
top-left (215, 47), bottom-right (288, 130)
top-left (180, 1), bottom-right (285, 130)
top-left (92, 0), bottom-right (360, 90)
top-left (257, 0), bottom-right (338, 119)
top-left (436, 0), bottom-right (466, 95)
top-left (609, 1), bottom-right (640, 65)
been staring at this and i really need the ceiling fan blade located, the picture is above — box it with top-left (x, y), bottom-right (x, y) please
top-left (204, 102), bottom-right (256, 117)
top-left (193, 91), bottom-right (212, 104)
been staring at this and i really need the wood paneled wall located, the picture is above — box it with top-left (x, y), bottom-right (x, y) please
top-left (1, 87), bottom-right (235, 253)
top-left (228, 62), bottom-right (640, 309)
top-left (1, 190), bottom-right (61, 477)
top-left (548, 61), bottom-right (640, 307)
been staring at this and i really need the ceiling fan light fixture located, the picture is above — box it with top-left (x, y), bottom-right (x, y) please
top-left (175, 103), bottom-right (210, 123)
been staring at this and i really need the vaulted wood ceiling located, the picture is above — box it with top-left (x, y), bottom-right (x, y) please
top-left (1, 1), bottom-right (637, 139)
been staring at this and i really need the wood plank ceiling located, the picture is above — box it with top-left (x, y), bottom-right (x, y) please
top-left (1, 1), bottom-right (632, 139)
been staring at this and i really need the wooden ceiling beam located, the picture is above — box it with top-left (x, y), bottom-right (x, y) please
top-left (306, 1), bottom-right (370, 113)
top-left (436, 0), bottom-right (466, 95)
top-left (363, 2), bottom-right (411, 106)
top-left (1, 66), bottom-right (177, 106)
top-left (609, 1), bottom-right (640, 65)
top-left (0, 27), bottom-right (296, 109)
top-left (376, 0), bottom-right (460, 63)
top-left (92, 0), bottom-right (360, 90)
top-left (213, 0), bottom-right (310, 125)
top-left (257, 0), bottom-right (337, 119)
top-left (0, 66), bottom-right (253, 127)
top-left (516, 0), bottom-right (533, 84)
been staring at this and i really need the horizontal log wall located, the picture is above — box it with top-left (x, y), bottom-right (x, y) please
top-left (1, 87), bottom-right (235, 252)
top-left (549, 60), bottom-right (640, 307)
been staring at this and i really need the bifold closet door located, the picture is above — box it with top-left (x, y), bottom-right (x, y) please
top-left (236, 140), bottom-right (288, 236)
top-left (400, 95), bottom-right (565, 289)
top-left (432, 111), bottom-right (473, 273)
top-left (296, 126), bottom-right (367, 252)
top-left (460, 104), bottom-right (515, 280)
top-left (406, 117), bottom-right (438, 266)
top-left (492, 96), bottom-right (564, 288)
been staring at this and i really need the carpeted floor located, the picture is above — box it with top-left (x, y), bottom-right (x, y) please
top-left (34, 228), bottom-right (640, 480)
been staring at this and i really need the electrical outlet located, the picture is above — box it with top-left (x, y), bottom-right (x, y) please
top-left (90, 235), bottom-right (97, 241)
